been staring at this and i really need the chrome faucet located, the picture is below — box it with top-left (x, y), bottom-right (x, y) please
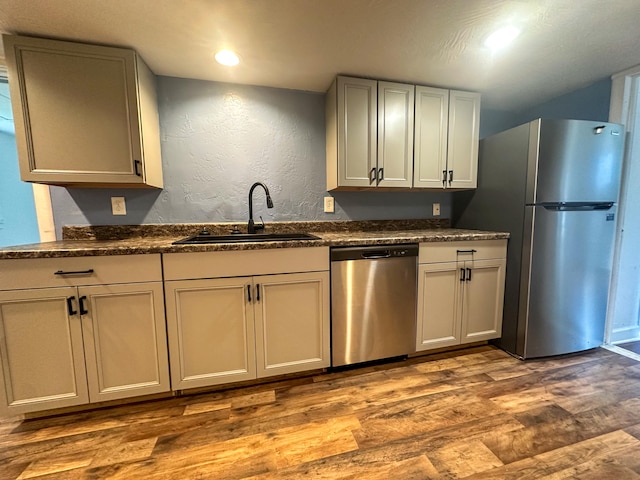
top-left (247, 182), bottom-right (274, 234)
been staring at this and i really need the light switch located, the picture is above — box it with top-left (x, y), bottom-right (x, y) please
top-left (432, 203), bottom-right (441, 216)
top-left (111, 197), bottom-right (127, 215)
top-left (324, 196), bottom-right (335, 213)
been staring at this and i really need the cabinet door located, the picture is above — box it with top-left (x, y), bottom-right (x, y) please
top-left (4, 35), bottom-right (161, 187)
top-left (416, 262), bottom-right (462, 351)
top-left (337, 76), bottom-right (378, 187)
top-left (460, 258), bottom-right (506, 343)
top-left (447, 90), bottom-right (480, 189)
top-left (414, 86), bottom-right (449, 188)
top-left (254, 272), bottom-right (330, 377)
top-left (164, 278), bottom-right (256, 389)
top-left (80, 282), bottom-right (170, 402)
top-left (0, 288), bottom-right (88, 416)
top-left (377, 81), bottom-right (414, 187)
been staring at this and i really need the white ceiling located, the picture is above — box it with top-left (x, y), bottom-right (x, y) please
top-left (0, 0), bottom-right (639, 111)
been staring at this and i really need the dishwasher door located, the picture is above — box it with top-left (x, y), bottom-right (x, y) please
top-left (331, 244), bottom-right (418, 367)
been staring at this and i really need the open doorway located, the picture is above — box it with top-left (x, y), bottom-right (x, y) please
top-left (605, 66), bottom-right (640, 359)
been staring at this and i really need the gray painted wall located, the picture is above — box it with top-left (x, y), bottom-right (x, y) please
top-left (49, 77), bottom-right (450, 237)
top-left (479, 78), bottom-right (612, 139)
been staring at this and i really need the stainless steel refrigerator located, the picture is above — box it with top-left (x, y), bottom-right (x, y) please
top-left (456, 119), bottom-right (624, 359)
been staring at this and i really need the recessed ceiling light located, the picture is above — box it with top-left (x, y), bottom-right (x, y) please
top-left (215, 50), bottom-right (240, 66)
top-left (484, 26), bottom-right (520, 50)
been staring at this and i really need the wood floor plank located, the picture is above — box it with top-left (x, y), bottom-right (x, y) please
top-left (428, 438), bottom-right (504, 477)
top-left (1, 346), bottom-right (639, 479)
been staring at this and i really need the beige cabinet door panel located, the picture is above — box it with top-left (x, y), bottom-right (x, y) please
top-left (254, 272), bottom-right (330, 377)
top-left (414, 86), bottom-right (449, 188)
top-left (81, 282), bottom-right (170, 402)
top-left (377, 81), bottom-right (414, 187)
top-left (416, 263), bottom-right (461, 351)
top-left (0, 288), bottom-right (88, 416)
top-left (165, 278), bottom-right (256, 389)
top-left (3, 34), bottom-right (162, 187)
top-left (336, 76), bottom-right (378, 187)
top-left (461, 259), bottom-right (506, 343)
top-left (447, 90), bottom-right (480, 189)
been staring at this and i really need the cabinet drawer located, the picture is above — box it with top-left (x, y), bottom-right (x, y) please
top-left (0, 254), bottom-right (162, 290)
top-left (163, 247), bottom-right (330, 281)
top-left (419, 240), bottom-right (507, 264)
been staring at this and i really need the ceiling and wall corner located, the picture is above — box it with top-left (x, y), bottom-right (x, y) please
top-left (0, 0), bottom-right (639, 112)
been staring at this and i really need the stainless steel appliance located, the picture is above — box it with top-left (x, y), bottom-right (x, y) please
top-left (456, 119), bottom-right (624, 359)
top-left (331, 244), bottom-right (418, 366)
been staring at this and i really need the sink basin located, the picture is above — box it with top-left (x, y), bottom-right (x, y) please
top-left (173, 232), bottom-right (321, 245)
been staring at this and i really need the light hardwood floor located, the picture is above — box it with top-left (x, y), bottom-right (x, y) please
top-left (2, 345), bottom-right (640, 479)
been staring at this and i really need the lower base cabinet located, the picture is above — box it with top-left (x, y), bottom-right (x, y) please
top-left (416, 240), bottom-right (507, 351)
top-left (0, 255), bottom-right (170, 416)
top-left (163, 248), bottom-right (331, 391)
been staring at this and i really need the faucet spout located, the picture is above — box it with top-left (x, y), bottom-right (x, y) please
top-left (248, 182), bottom-right (274, 234)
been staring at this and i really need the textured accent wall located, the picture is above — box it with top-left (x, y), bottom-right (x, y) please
top-left (48, 77), bottom-right (451, 238)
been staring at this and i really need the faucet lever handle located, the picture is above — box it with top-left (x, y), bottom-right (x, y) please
top-left (257, 216), bottom-right (265, 230)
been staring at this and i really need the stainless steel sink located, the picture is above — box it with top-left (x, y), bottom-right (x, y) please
top-left (173, 232), bottom-right (321, 244)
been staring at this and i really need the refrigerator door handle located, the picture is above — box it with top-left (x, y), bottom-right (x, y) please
top-left (540, 202), bottom-right (614, 212)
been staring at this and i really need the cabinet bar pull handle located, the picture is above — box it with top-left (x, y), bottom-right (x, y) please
top-left (55, 269), bottom-right (94, 276)
top-left (66, 296), bottom-right (77, 316)
top-left (256, 284), bottom-right (260, 302)
top-left (460, 268), bottom-right (465, 282)
top-left (442, 170), bottom-right (447, 187)
top-left (79, 296), bottom-right (88, 315)
top-left (466, 268), bottom-right (472, 282)
top-left (377, 167), bottom-right (384, 184)
top-left (369, 167), bottom-right (376, 184)
top-left (247, 285), bottom-right (252, 302)
top-left (456, 249), bottom-right (477, 255)
top-left (134, 160), bottom-right (142, 177)
top-left (448, 170), bottom-right (453, 185)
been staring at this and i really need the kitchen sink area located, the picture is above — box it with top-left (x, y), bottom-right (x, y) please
top-left (172, 232), bottom-right (321, 244)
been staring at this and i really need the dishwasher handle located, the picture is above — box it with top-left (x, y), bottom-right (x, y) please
top-left (361, 250), bottom-right (391, 259)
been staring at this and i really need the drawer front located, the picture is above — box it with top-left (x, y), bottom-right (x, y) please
top-left (163, 247), bottom-right (330, 281)
top-left (0, 254), bottom-right (162, 290)
top-left (419, 239), bottom-right (507, 264)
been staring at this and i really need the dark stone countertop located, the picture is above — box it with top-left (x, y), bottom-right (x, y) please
top-left (0, 220), bottom-right (509, 259)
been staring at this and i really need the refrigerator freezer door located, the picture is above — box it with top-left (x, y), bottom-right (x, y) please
top-left (521, 205), bottom-right (617, 358)
top-left (534, 120), bottom-right (624, 204)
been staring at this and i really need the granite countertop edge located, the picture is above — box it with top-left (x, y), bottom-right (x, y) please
top-left (0, 229), bottom-right (510, 260)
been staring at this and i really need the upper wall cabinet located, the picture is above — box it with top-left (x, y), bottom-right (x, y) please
top-left (326, 76), bottom-right (414, 190)
top-left (326, 75), bottom-right (480, 191)
top-left (414, 88), bottom-right (480, 189)
top-left (3, 35), bottom-right (163, 188)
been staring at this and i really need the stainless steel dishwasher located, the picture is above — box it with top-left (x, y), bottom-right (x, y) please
top-left (331, 244), bottom-right (418, 367)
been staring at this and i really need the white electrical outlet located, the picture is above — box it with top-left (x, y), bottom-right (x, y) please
top-left (324, 196), bottom-right (335, 213)
top-left (111, 197), bottom-right (127, 216)
top-left (432, 203), bottom-right (441, 216)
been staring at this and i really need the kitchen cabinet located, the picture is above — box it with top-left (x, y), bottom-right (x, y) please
top-left (327, 75), bottom-right (479, 191)
top-left (163, 248), bottom-right (330, 390)
top-left (414, 87), bottom-right (480, 189)
top-left (0, 255), bottom-right (170, 416)
top-left (3, 34), bottom-right (163, 188)
top-left (326, 76), bottom-right (414, 189)
top-left (416, 240), bottom-right (506, 351)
